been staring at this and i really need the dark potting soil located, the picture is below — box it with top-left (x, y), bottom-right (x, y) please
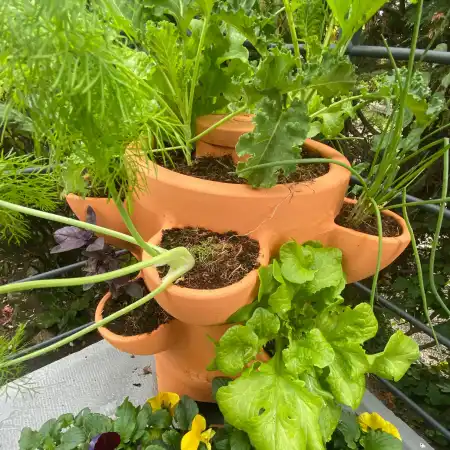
top-left (157, 228), bottom-right (260, 289)
top-left (103, 282), bottom-right (173, 336)
top-left (154, 150), bottom-right (329, 185)
top-left (335, 203), bottom-right (401, 237)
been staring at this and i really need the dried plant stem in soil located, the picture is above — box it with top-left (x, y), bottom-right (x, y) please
top-left (157, 228), bottom-right (260, 289)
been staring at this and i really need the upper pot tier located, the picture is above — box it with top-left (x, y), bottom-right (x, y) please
top-left (130, 115), bottom-right (351, 255)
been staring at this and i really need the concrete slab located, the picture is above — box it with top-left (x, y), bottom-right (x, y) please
top-left (0, 340), bottom-right (433, 450)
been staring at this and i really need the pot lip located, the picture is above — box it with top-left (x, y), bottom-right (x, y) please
top-left (142, 230), bottom-right (269, 298)
top-left (334, 198), bottom-right (410, 242)
top-left (137, 139), bottom-right (350, 196)
top-left (94, 290), bottom-right (173, 342)
top-left (66, 193), bottom-right (113, 202)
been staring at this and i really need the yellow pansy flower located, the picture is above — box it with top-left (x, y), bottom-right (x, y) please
top-left (358, 412), bottom-right (402, 441)
top-left (181, 414), bottom-right (215, 450)
top-left (147, 392), bottom-right (180, 415)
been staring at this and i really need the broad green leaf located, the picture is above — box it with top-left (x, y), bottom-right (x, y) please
top-left (230, 428), bottom-right (253, 450)
top-left (247, 307), bottom-right (280, 343)
top-left (83, 413), bottom-right (113, 439)
top-left (282, 329), bottom-right (335, 375)
top-left (149, 409), bottom-right (173, 429)
top-left (320, 111), bottom-right (346, 138)
top-left (19, 428), bottom-right (43, 450)
top-left (224, 0), bottom-right (257, 13)
top-left (174, 395), bottom-right (199, 430)
top-left (217, 362), bottom-right (324, 450)
top-left (227, 301), bottom-right (259, 323)
top-left (60, 426), bottom-right (86, 449)
top-left (360, 429), bottom-right (402, 450)
top-left (39, 419), bottom-right (57, 438)
top-left (212, 377), bottom-right (232, 401)
top-left (258, 264), bottom-right (276, 302)
top-left (307, 246), bottom-right (345, 294)
top-left (134, 404), bottom-right (152, 441)
top-left (162, 429), bottom-right (182, 448)
top-left (268, 283), bottom-right (294, 315)
top-left (368, 330), bottom-right (419, 381)
top-left (318, 303), bottom-right (378, 345)
top-left (442, 72), bottom-right (450, 89)
top-left (216, 26), bottom-right (249, 65)
top-left (254, 48), bottom-right (297, 93)
top-left (214, 325), bottom-right (260, 376)
top-left (336, 410), bottom-right (361, 449)
top-left (218, 7), bottom-right (268, 56)
top-left (326, 344), bottom-right (368, 409)
top-left (272, 259), bottom-right (284, 283)
top-left (326, 0), bottom-right (386, 47)
top-left (279, 241), bottom-right (317, 285)
top-left (151, 0), bottom-right (199, 33)
top-left (144, 445), bottom-right (168, 450)
top-left (114, 397), bottom-right (137, 443)
top-left (236, 97), bottom-right (309, 188)
top-left (304, 56), bottom-right (356, 99)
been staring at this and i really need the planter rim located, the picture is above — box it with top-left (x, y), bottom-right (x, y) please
top-left (136, 139), bottom-right (350, 197)
top-left (335, 198), bottom-right (409, 242)
top-left (142, 229), bottom-right (269, 298)
top-left (94, 290), bottom-right (172, 342)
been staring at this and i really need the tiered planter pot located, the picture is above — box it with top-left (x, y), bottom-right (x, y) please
top-left (96, 114), bottom-right (411, 402)
top-left (66, 194), bottom-right (134, 251)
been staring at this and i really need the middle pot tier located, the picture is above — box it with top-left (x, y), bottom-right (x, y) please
top-left (130, 139), bottom-right (351, 255)
top-left (142, 227), bottom-right (269, 326)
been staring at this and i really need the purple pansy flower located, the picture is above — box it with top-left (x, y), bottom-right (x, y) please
top-left (88, 432), bottom-right (121, 450)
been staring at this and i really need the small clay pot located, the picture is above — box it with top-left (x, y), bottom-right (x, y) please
top-left (326, 198), bottom-right (411, 283)
top-left (66, 194), bottom-right (133, 250)
top-left (95, 291), bottom-right (177, 355)
top-left (141, 228), bottom-right (270, 326)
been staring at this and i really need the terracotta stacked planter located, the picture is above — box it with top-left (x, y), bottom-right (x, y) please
top-left (94, 114), bottom-right (411, 402)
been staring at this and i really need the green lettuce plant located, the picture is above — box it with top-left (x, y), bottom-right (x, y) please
top-left (210, 241), bottom-right (419, 450)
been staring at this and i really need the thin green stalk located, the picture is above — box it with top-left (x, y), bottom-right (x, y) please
top-left (151, 105), bottom-right (248, 153)
top-left (420, 123), bottom-right (450, 145)
top-left (110, 186), bottom-right (161, 257)
top-left (310, 95), bottom-right (366, 119)
top-left (0, 248), bottom-right (189, 294)
top-left (188, 12), bottom-right (210, 120)
top-left (283, 0), bottom-right (302, 69)
top-left (383, 197), bottom-right (450, 210)
top-left (402, 188), bottom-right (440, 349)
top-left (369, 198), bottom-right (383, 309)
top-left (429, 141), bottom-right (450, 317)
top-left (399, 139), bottom-right (447, 164)
top-left (0, 260), bottom-right (192, 370)
top-left (0, 199), bottom-right (163, 251)
top-left (322, 17), bottom-right (335, 50)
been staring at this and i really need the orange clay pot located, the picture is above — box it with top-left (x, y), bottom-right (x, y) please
top-left (141, 228), bottom-right (270, 326)
top-left (65, 194), bottom-right (133, 251)
top-left (325, 198), bottom-right (411, 283)
top-left (95, 290), bottom-right (177, 355)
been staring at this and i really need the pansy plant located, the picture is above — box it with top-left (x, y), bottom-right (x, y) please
top-left (210, 240), bottom-right (419, 450)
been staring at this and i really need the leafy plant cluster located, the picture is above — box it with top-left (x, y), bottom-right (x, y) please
top-left (210, 241), bottom-right (419, 450)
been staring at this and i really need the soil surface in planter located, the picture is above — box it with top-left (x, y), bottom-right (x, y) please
top-left (336, 203), bottom-right (401, 237)
top-left (157, 228), bottom-right (260, 289)
top-left (103, 281), bottom-right (173, 336)
top-left (155, 150), bottom-right (329, 184)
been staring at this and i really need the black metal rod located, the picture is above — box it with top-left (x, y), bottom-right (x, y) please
top-left (376, 376), bottom-right (450, 442)
top-left (7, 322), bottom-right (94, 360)
top-left (350, 175), bottom-right (450, 219)
top-left (354, 282), bottom-right (450, 350)
top-left (9, 250), bottom-right (128, 284)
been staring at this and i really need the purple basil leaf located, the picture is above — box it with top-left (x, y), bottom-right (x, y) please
top-left (51, 227), bottom-right (93, 253)
top-left (86, 237), bottom-right (106, 252)
top-left (125, 282), bottom-right (144, 299)
top-left (86, 206), bottom-right (97, 225)
top-left (89, 432), bottom-right (120, 450)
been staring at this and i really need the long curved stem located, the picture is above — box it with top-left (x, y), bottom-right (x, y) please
top-left (0, 248), bottom-right (188, 294)
top-left (0, 199), bottom-right (161, 252)
top-left (402, 188), bottom-right (440, 349)
top-left (429, 142), bottom-right (450, 317)
top-left (0, 259), bottom-right (192, 370)
top-left (383, 197), bottom-right (450, 210)
top-left (369, 198), bottom-right (383, 308)
top-left (282, 0), bottom-right (302, 69)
